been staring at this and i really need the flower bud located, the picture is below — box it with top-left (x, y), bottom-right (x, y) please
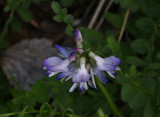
top-left (74, 29), bottom-right (83, 48)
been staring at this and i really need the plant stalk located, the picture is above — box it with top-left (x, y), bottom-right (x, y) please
top-left (96, 78), bottom-right (124, 117)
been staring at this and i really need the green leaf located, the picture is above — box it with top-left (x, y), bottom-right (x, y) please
top-left (146, 71), bottom-right (158, 77)
top-left (154, 84), bottom-right (160, 101)
top-left (4, 5), bottom-right (11, 12)
top-left (143, 101), bottom-right (153, 117)
top-left (0, 105), bottom-right (7, 114)
top-left (157, 52), bottom-right (160, 60)
top-left (128, 65), bottom-right (137, 77)
top-left (61, 8), bottom-right (67, 16)
top-left (131, 109), bottom-right (143, 117)
top-left (120, 42), bottom-right (133, 55)
top-left (11, 17), bottom-right (22, 31)
top-left (130, 0), bottom-right (140, 12)
top-left (32, 0), bottom-right (42, 4)
top-left (60, 0), bottom-right (73, 7)
top-left (22, 0), bottom-right (31, 8)
top-left (118, 0), bottom-right (140, 12)
top-left (121, 84), bottom-right (148, 109)
top-left (131, 39), bottom-right (149, 54)
top-left (0, 37), bottom-right (9, 48)
top-left (83, 29), bottom-right (103, 50)
top-left (147, 62), bottom-right (160, 70)
top-left (141, 78), bottom-right (155, 94)
top-left (107, 35), bottom-right (122, 57)
top-left (53, 15), bottom-right (63, 22)
top-left (97, 108), bottom-right (109, 117)
top-left (64, 14), bottom-right (74, 25)
top-left (40, 103), bottom-right (52, 117)
top-left (31, 80), bottom-right (50, 103)
top-left (51, 1), bottom-right (61, 14)
top-left (65, 25), bottom-right (73, 36)
top-left (63, 108), bottom-right (74, 117)
top-left (16, 7), bottom-right (33, 23)
top-left (105, 12), bottom-right (123, 28)
top-left (136, 17), bottom-right (155, 33)
top-left (140, 0), bottom-right (160, 17)
top-left (118, 0), bottom-right (130, 8)
top-left (126, 56), bottom-right (145, 67)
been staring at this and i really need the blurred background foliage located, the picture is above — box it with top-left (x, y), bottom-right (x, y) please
top-left (0, 0), bottom-right (160, 117)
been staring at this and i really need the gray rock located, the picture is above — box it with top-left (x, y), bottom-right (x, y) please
top-left (1, 38), bottom-right (58, 90)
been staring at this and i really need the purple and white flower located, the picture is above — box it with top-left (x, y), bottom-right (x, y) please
top-left (43, 29), bottom-right (121, 92)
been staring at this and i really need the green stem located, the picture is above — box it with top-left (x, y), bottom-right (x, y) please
top-left (0, 111), bottom-right (39, 117)
top-left (0, 110), bottom-right (63, 117)
top-left (0, 8), bottom-right (15, 41)
top-left (96, 78), bottom-right (124, 117)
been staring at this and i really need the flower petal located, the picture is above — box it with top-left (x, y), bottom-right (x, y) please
top-left (68, 52), bottom-right (76, 61)
top-left (72, 64), bottom-right (90, 83)
top-left (69, 83), bottom-right (78, 92)
top-left (74, 29), bottom-right (83, 43)
top-left (55, 44), bottom-right (74, 58)
top-left (93, 69), bottom-right (109, 84)
top-left (90, 68), bottom-right (96, 88)
top-left (46, 59), bottom-right (69, 72)
top-left (104, 56), bottom-right (121, 65)
top-left (43, 57), bottom-right (62, 67)
top-left (88, 80), bottom-right (94, 88)
top-left (115, 67), bottom-right (121, 71)
top-left (97, 63), bottom-right (116, 71)
top-left (83, 82), bottom-right (88, 90)
top-left (79, 82), bottom-right (88, 92)
top-left (56, 72), bottom-right (72, 79)
top-left (107, 71), bottom-right (115, 78)
top-left (45, 71), bottom-right (58, 77)
top-left (74, 48), bottom-right (84, 54)
top-left (49, 72), bottom-right (58, 77)
top-left (68, 62), bottom-right (76, 72)
top-left (90, 53), bottom-right (116, 71)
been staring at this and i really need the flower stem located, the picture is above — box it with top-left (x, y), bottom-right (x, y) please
top-left (96, 78), bottom-right (124, 117)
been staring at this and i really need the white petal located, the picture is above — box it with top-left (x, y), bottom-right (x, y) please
top-left (49, 72), bottom-right (58, 77)
top-left (80, 82), bottom-right (83, 89)
top-left (89, 51), bottom-right (97, 58)
top-left (69, 83), bottom-right (78, 92)
top-left (48, 59), bottom-right (69, 72)
top-left (60, 78), bottom-right (65, 82)
top-left (80, 82), bottom-right (88, 91)
top-left (58, 53), bottom-right (64, 58)
top-left (90, 69), bottom-right (96, 88)
top-left (88, 80), bottom-right (94, 88)
top-left (115, 67), bottom-right (121, 71)
top-left (65, 75), bottom-right (72, 81)
top-left (107, 71), bottom-right (115, 78)
top-left (43, 67), bottom-right (47, 70)
top-left (83, 82), bottom-right (88, 90)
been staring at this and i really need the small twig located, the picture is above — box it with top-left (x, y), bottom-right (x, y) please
top-left (117, 7), bottom-right (130, 43)
top-left (82, 0), bottom-right (96, 22)
top-left (88, 0), bottom-right (106, 28)
top-left (95, 0), bottom-right (114, 30)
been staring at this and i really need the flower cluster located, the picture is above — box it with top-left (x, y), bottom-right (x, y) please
top-left (43, 29), bottom-right (121, 92)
